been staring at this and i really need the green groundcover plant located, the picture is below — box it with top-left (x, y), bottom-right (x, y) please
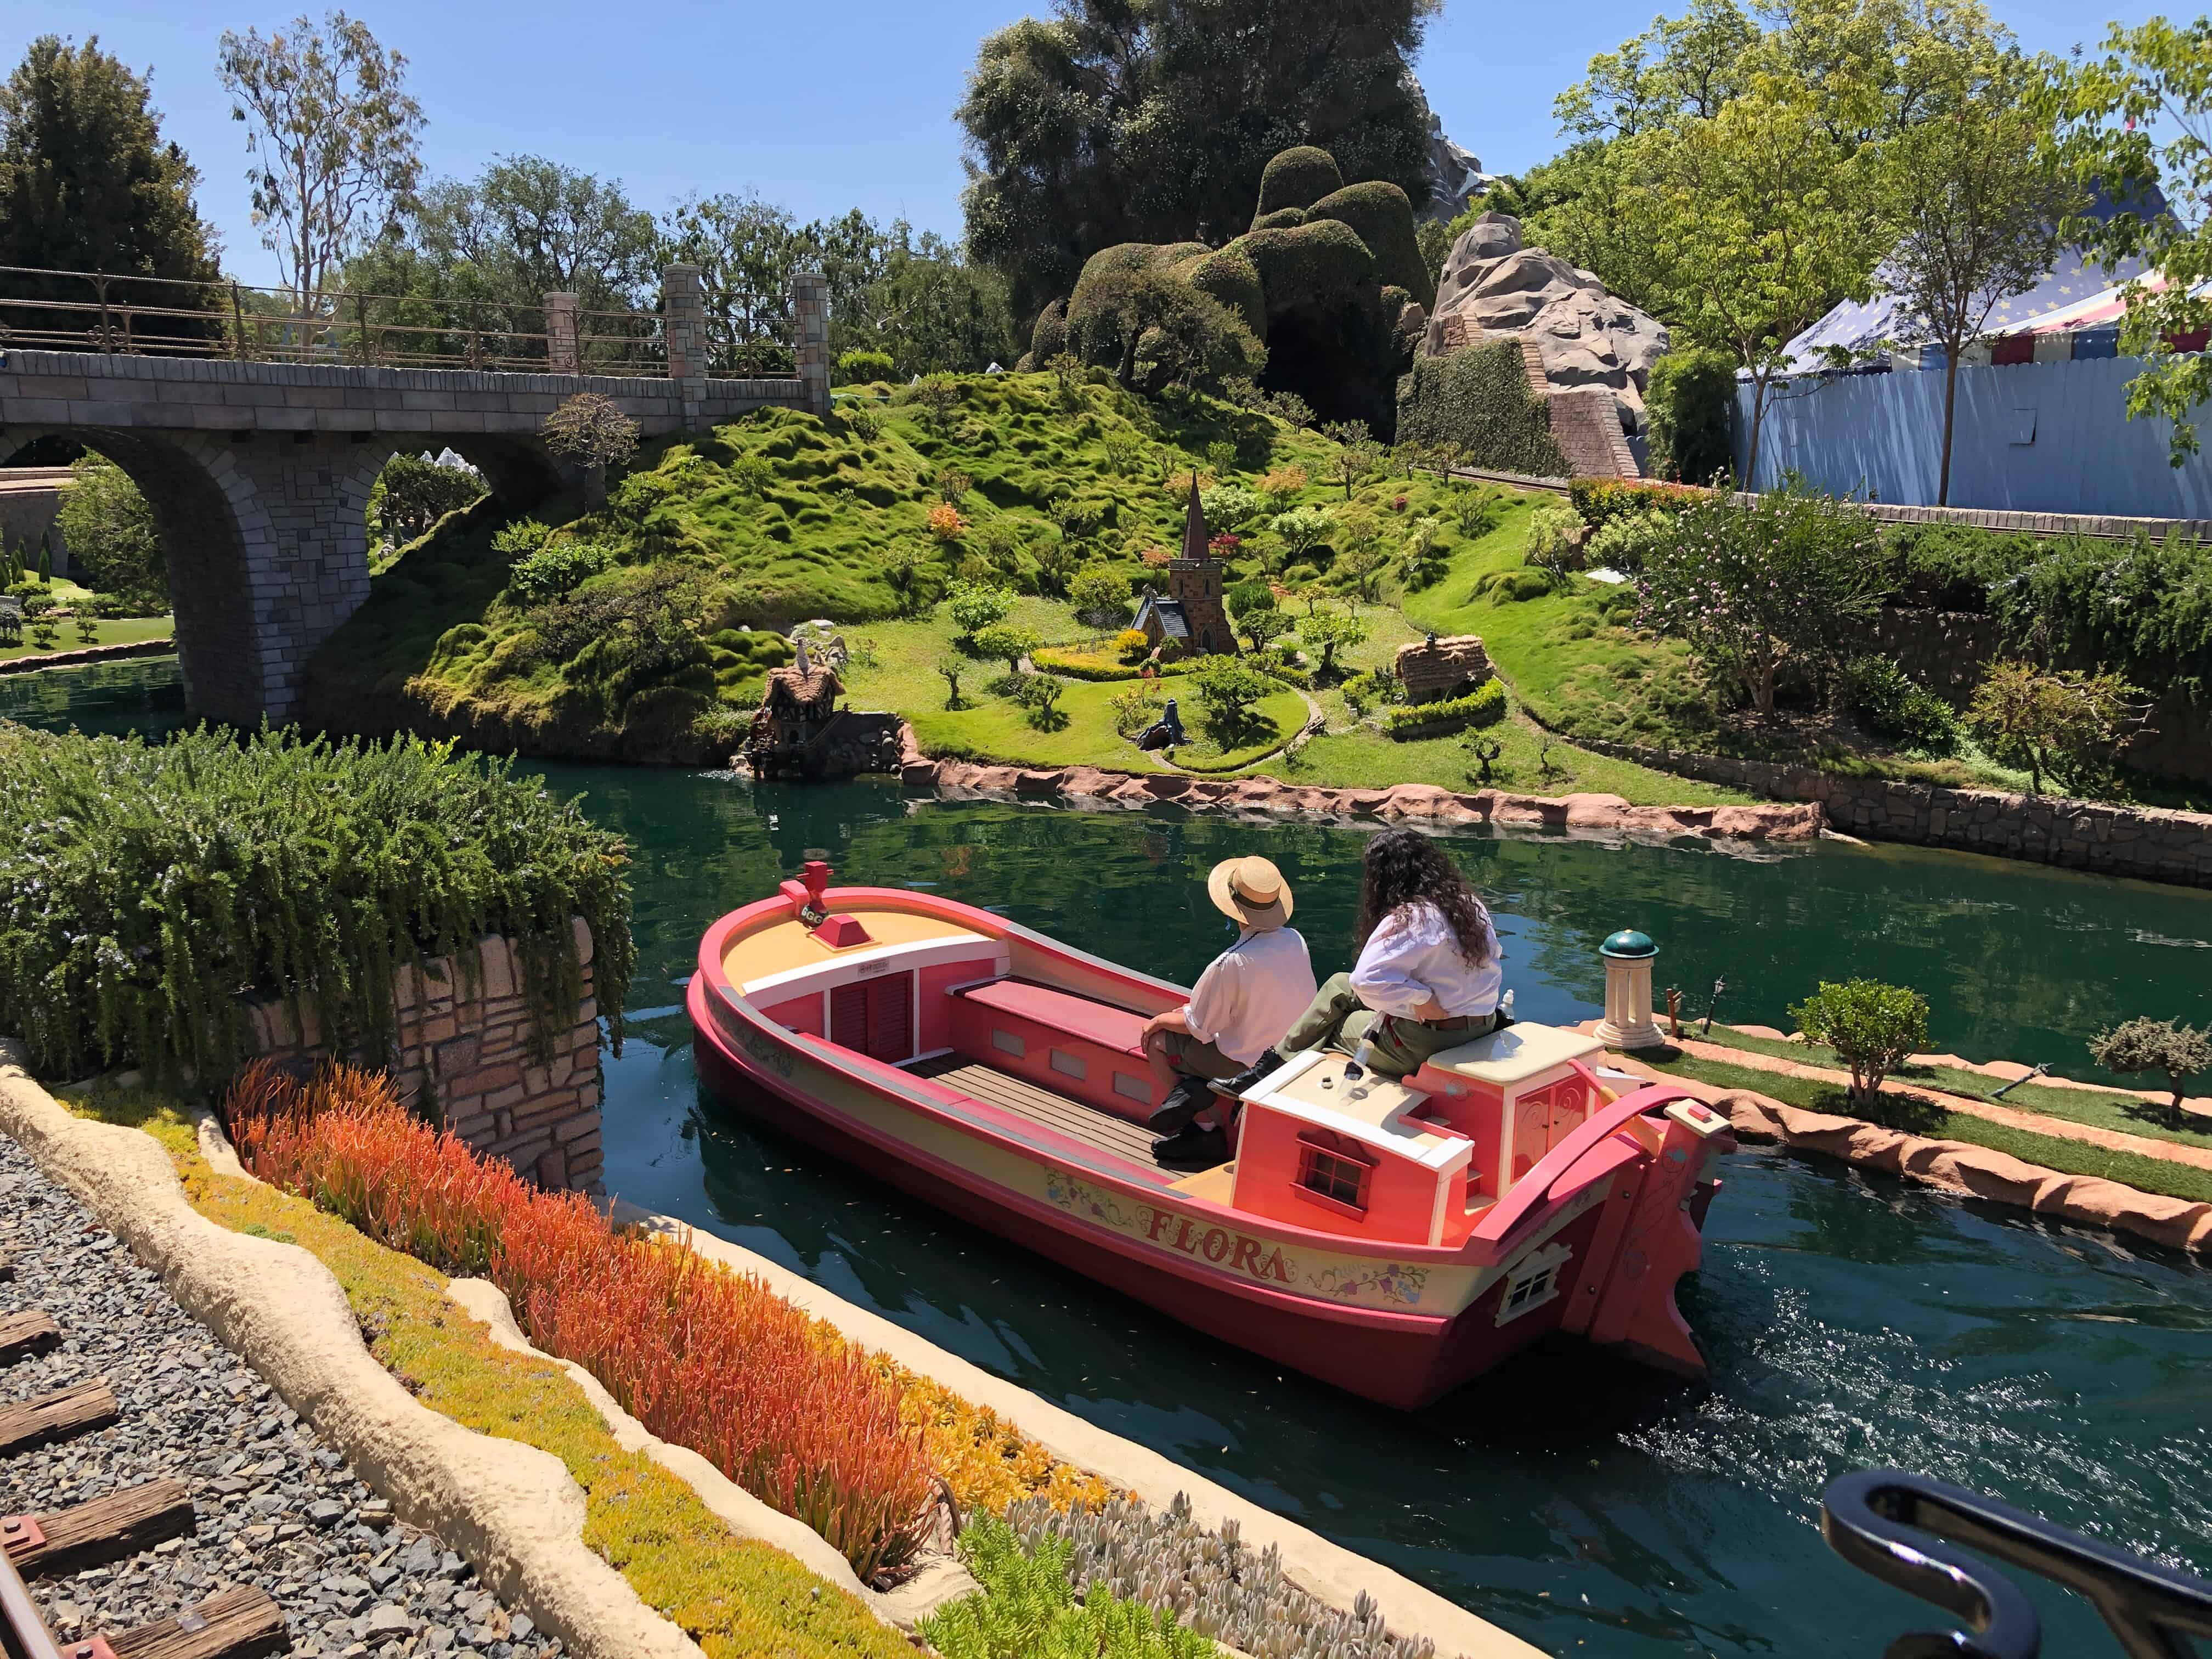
top-left (0, 724), bottom-right (634, 1088)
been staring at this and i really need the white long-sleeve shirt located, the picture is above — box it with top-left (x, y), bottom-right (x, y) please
top-left (1348, 900), bottom-right (1503, 1020)
top-left (1184, 927), bottom-right (1317, 1065)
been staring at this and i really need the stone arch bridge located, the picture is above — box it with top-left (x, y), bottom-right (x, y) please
top-left (0, 267), bottom-right (830, 724)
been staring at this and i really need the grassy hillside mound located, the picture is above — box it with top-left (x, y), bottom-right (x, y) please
top-left (306, 373), bottom-right (1340, 763)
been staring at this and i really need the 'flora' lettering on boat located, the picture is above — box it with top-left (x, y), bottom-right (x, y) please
top-left (1144, 1207), bottom-right (1291, 1280)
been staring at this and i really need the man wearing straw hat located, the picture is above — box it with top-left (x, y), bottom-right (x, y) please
top-left (1139, 855), bottom-right (1315, 1171)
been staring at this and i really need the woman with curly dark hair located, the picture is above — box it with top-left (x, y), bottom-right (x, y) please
top-left (1211, 828), bottom-right (1505, 1098)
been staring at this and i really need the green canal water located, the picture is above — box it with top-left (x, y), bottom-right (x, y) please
top-left (13, 657), bottom-right (2212, 1658)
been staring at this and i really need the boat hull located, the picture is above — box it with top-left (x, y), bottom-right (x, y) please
top-left (692, 977), bottom-right (1612, 1409)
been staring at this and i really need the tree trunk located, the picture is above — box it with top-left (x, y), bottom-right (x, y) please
top-left (1745, 374), bottom-right (1769, 490)
top-left (1938, 348), bottom-right (1962, 507)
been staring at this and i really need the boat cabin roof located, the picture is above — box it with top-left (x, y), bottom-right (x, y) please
top-left (1423, 1023), bottom-right (1605, 1085)
top-left (1249, 1051), bottom-right (1472, 1172)
top-left (726, 907), bottom-right (989, 994)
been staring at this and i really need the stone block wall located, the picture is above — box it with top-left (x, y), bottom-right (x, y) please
top-left (1574, 737), bottom-right (2212, 888)
top-left (241, 918), bottom-right (604, 1193)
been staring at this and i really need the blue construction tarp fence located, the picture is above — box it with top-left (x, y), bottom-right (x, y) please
top-left (1731, 353), bottom-right (2212, 518)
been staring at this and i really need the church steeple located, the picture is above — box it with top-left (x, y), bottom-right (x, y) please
top-left (1181, 472), bottom-right (1210, 561)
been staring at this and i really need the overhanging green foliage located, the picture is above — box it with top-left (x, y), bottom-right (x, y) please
top-left (1394, 343), bottom-right (1571, 478)
top-left (0, 725), bottom-right (634, 1088)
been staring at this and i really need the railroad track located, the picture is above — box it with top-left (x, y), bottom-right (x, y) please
top-left (0, 1254), bottom-right (287, 1659)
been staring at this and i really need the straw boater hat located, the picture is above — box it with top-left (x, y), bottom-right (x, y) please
top-left (1207, 856), bottom-right (1293, 931)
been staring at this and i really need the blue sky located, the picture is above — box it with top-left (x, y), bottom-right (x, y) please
top-left (10, 0), bottom-right (2169, 290)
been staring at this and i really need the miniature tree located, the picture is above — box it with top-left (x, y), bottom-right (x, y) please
top-left (1013, 673), bottom-right (1065, 730)
top-left (1967, 661), bottom-right (2143, 795)
top-left (1205, 439), bottom-right (1239, 476)
top-left (29, 618), bottom-right (59, 651)
top-left (1790, 979), bottom-right (1930, 1106)
top-left (2089, 1017), bottom-right (2212, 1118)
top-left (540, 393), bottom-right (639, 507)
top-left (933, 466), bottom-right (972, 505)
top-left (75, 614), bottom-right (99, 645)
top-left (934, 655), bottom-right (967, 710)
top-left (945, 580), bottom-right (1014, 648)
top-left (1463, 731), bottom-right (1505, 785)
top-left (970, 622), bottom-right (1040, 676)
top-left (1071, 567), bottom-right (1130, 629)
top-left (881, 543), bottom-right (930, 615)
top-left (1297, 609), bottom-right (1368, 681)
top-left (37, 531), bottom-right (54, 583)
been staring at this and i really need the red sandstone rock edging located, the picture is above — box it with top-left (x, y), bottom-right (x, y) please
top-left (1606, 1054), bottom-right (2212, 1255)
top-left (0, 636), bottom-right (175, 676)
top-left (892, 724), bottom-right (1824, 842)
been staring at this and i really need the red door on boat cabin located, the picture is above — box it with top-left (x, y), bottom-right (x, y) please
top-left (831, 971), bottom-right (915, 1063)
top-left (1506, 1071), bottom-right (1594, 1185)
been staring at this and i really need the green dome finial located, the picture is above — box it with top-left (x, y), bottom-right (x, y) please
top-left (1601, 928), bottom-right (1656, 959)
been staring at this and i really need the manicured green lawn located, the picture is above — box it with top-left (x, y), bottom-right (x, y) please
top-left (1689, 1021), bottom-right (2212, 1154)
top-left (0, 615), bottom-right (174, 663)
top-left (910, 676), bottom-right (1307, 773)
top-left (1639, 1047), bottom-right (2212, 1205)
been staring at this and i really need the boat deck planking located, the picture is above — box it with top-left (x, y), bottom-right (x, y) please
top-left (908, 1055), bottom-right (1171, 1175)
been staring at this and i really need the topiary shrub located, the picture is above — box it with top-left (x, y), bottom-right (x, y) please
top-left (835, 348), bottom-right (894, 385)
top-left (509, 539), bottom-right (613, 602)
top-left (1255, 146), bottom-right (1344, 219)
top-left (1383, 679), bottom-right (1505, 737)
top-left (1395, 343), bottom-right (1571, 478)
top-left (1306, 180), bottom-right (1432, 307)
top-left (1645, 346), bottom-right (1739, 487)
top-left (1029, 298), bottom-right (1068, 366)
top-left (1790, 978), bottom-right (1929, 1105)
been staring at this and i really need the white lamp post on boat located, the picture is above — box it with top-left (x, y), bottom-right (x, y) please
top-left (1594, 929), bottom-right (1666, 1049)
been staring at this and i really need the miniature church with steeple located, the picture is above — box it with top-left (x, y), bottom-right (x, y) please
top-left (1133, 475), bottom-right (1238, 657)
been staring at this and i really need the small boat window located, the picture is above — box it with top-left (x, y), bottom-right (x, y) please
top-left (1051, 1049), bottom-right (1087, 1081)
top-left (1295, 1130), bottom-right (1375, 1216)
top-left (1112, 1071), bottom-right (1152, 1104)
top-left (1495, 1242), bottom-right (1573, 1327)
top-left (992, 1029), bottom-right (1026, 1058)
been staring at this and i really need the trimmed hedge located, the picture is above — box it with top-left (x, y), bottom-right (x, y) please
top-left (1255, 146), bottom-right (1344, 218)
top-left (1307, 181), bottom-right (1433, 307)
top-left (1031, 647), bottom-right (1192, 681)
top-left (1570, 477), bottom-right (1708, 529)
top-left (1396, 343), bottom-right (1571, 478)
top-left (1383, 678), bottom-right (1506, 737)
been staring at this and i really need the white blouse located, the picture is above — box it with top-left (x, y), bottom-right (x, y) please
top-left (1348, 900), bottom-right (1503, 1020)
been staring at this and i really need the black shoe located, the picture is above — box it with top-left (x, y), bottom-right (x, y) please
top-left (1153, 1124), bottom-right (1229, 1171)
top-left (1146, 1075), bottom-right (1214, 1133)
top-left (1207, 1052), bottom-right (1284, 1101)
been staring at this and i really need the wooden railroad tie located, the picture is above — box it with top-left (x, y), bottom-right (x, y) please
top-left (0, 1381), bottom-right (119, 1455)
top-left (100, 1586), bottom-right (287, 1659)
top-left (0, 1312), bottom-right (61, 1366)
top-left (2, 1480), bottom-right (194, 1578)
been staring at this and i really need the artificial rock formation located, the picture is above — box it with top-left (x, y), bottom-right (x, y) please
top-left (1425, 213), bottom-right (1668, 435)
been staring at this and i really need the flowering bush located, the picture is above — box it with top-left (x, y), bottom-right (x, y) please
top-left (1139, 545), bottom-right (1174, 568)
top-left (1634, 485), bottom-right (1885, 716)
top-left (224, 1063), bottom-right (934, 1580)
top-left (1115, 628), bottom-right (1150, 661)
top-left (1257, 465), bottom-right (1307, 506)
top-left (927, 504), bottom-right (967, 542)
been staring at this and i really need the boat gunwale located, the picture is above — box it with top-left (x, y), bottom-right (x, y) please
top-left (697, 888), bottom-right (1705, 1273)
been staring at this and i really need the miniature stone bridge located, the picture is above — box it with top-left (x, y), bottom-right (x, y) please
top-left (0, 267), bottom-right (830, 724)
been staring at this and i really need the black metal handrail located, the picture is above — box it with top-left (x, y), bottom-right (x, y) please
top-left (1822, 1468), bottom-right (2212, 1657)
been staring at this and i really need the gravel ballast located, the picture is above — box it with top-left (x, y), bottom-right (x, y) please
top-left (0, 1132), bottom-right (561, 1659)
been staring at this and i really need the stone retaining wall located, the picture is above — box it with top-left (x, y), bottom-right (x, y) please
top-left (242, 920), bottom-right (602, 1193)
top-left (1575, 737), bottom-right (2212, 887)
top-left (0, 636), bottom-right (175, 676)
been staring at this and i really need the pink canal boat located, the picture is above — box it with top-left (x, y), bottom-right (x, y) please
top-left (689, 862), bottom-right (1736, 1410)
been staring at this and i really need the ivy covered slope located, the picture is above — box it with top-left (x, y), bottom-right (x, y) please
top-left (304, 372), bottom-right (1336, 764)
top-left (0, 724), bottom-right (634, 1087)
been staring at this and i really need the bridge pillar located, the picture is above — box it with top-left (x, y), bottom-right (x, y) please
top-left (792, 271), bottom-right (831, 417)
top-left (544, 292), bottom-right (580, 375)
top-left (662, 263), bottom-right (708, 427)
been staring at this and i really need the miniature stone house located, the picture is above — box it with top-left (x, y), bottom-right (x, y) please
top-left (741, 647), bottom-right (902, 780)
top-left (1393, 633), bottom-right (1494, 703)
top-left (1134, 476), bottom-right (1237, 657)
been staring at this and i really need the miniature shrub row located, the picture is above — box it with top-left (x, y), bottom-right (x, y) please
top-left (1030, 647), bottom-right (1192, 682)
top-left (1381, 679), bottom-right (1505, 738)
top-left (223, 1062), bottom-right (932, 1580)
top-left (0, 725), bottom-right (635, 1089)
top-left (66, 1087), bottom-right (913, 1659)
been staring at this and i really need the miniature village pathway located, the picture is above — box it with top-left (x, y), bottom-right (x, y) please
top-left (0, 1132), bottom-right (556, 1659)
